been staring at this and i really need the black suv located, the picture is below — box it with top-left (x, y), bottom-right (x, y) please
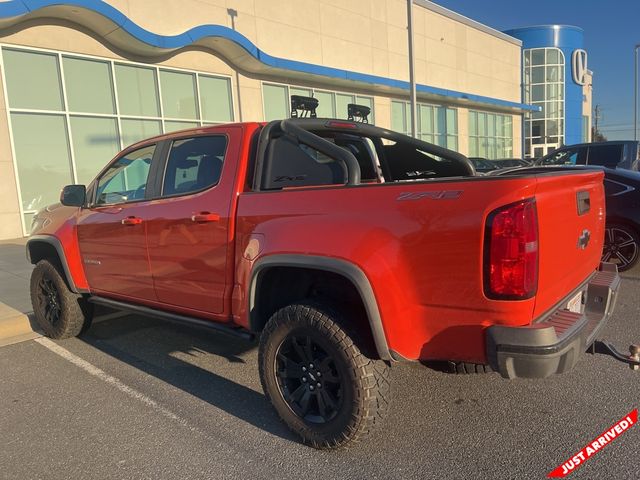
top-left (534, 141), bottom-right (640, 171)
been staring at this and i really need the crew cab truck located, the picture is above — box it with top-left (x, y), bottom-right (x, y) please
top-left (27, 118), bottom-right (623, 449)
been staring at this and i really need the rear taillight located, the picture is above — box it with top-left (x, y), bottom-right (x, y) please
top-left (484, 198), bottom-right (538, 299)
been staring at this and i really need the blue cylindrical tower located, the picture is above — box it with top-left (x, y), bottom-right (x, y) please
top-left (504, 25), bottom-right (587, 157)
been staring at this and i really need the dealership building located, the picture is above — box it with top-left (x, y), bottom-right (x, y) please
top-left (0, 0), bottom-right (592, 239)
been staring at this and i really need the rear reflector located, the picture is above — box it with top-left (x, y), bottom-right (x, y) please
top-left (484, 198), bottom-right (538, 300)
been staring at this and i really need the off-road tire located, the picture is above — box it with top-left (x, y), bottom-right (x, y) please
top-left (258, 302), bottom-right (391, 449)
top-left (30, 259), bottom-right (93, 339)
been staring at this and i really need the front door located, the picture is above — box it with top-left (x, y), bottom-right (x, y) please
top-left (77, 143), bottom-right (159, 302)
top-left (143, 132), bottom-right (239, 316)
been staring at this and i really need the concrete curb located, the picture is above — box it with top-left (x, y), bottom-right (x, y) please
top-left (0, 303), bottom-right (41, 347)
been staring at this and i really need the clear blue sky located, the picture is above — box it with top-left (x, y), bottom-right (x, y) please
top-left (432, 0), bottom-right (640, 140)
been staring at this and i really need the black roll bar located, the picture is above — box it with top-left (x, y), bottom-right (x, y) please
top-left (280, 119), bottom-right (361, 186)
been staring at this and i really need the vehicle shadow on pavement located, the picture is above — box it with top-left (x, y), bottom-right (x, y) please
top-left (80, 313), bottom-right (297, 443)
top-left (0, 240), bottom-right (34, 313)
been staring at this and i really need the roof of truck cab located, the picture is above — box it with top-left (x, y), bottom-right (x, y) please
top-left (123, 121), bottom-right (265, 152)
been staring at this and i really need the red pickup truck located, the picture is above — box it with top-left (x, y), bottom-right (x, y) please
top-left (27, 119), bottom-right (621, 448)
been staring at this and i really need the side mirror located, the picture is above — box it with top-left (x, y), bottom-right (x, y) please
top-left (60, 184), bottom-right (86, 207)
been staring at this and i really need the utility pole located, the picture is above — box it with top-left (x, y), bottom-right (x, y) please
top-left (594, 104), bottom-right (601, 139)
top-left (634, 44), bottom-right (640, 141)
top-left (227, 8), bottom-right (243, 122)
top-left (407, 0), bottom-right (417, 137)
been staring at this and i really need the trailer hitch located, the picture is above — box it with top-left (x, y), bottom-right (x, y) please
top-left (589, 341), bottom-right (640, 370)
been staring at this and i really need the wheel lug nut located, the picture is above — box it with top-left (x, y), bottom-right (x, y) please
top-left (317, 372), bottom-right (321, 376)
top-left (302, 366), bottom-right (306, 372)
top-left (309, 363), bottom-right (314, 369)
top-left (316, 382), bottom-right (321, 387)
top-left (309, 385), bottom-right (314, 391)
top-left (302, 377), bottom-right (307, 382)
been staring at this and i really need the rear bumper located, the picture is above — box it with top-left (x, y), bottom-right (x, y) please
top-left (486, 262), bottom-right (620, 379)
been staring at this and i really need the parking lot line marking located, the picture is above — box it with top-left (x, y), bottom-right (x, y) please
top-left (35, 337), bottom-right (188, 426)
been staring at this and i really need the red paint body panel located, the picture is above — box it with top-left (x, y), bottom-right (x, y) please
top-left (531, 172), bottom-right (605, 318)
top-left (29, 204), bottom-right (90, 291)
top-left (77, 203), bottom-right (156, 300)
top-left (235, 170), bottom-right (606, 362)
top-left (143, 126), bottom-right (244, 316)
top-left (29, 122), bottom-right (607, 365)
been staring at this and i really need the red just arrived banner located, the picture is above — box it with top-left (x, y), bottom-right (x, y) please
top-left (548, 409), bottom-right (637, 478)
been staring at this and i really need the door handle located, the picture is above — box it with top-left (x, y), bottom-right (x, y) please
top-left (121, 216), bottom-right (143, 225)
top-left (191, 212), bottom-right (220, 223)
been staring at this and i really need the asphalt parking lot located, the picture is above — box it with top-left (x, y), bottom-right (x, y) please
top-left (1, 260), bottom-right (638, 479)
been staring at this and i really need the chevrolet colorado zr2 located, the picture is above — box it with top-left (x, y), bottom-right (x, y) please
top-left (27, 118), bottom-right (624, 448)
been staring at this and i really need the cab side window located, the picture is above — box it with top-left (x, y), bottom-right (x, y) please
top-left (587, 144), bottom-right (623, 168)
top-left (162, 136), bottom-right (227, 196)
top-left (95, 144), bottom-right (156, 205)
top-left (541, 146), bottom-right (587, 166)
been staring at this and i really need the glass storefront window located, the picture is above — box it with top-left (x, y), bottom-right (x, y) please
top-left (262, 83), bottom-right (375, 123)
top-left (531, 67), bottom-right (544, 84)
top-left (314, 91), bottom-right (335, 118)
top-left (263, 84), bottom-right (288, 121)
top-left (3, 49), bottom-right (63, 111)
top-left (391, 101), bottom-right (408, 134)
top-left (392, 101), bottom-right (458, 150)
top-left (164, 121), bottom-right (200, 133)
top-left (11, 113), bottom-right (72, 212)
top-left (115, 64), bottom-right (160, 117)
top-left (2, 46), bottom-right (235, 234)
top-left (199, 76), bottom-right (233, 122)
top-left (546, 49), bottom-right (561, 65)
top-left (121, 119), bottom-right (162, 147)
top-left (532, 85), bottom-right (544, 102)
top-left (160, 70), bottom-right (198, 120)
top-left (531, 49), bottom-right (545, 65)
top-left (290, 87), bottom-right (312, 98)
top-left (523, 47), bottom-right (565, 157)
top-left (63, 57), bottom-right (115, 114)
top-left (70, 116), bottom-right (121, 184)
top-left (469, 111), bottom-right (513, 160)
top-left (355, 96), bottom-right (374, 123)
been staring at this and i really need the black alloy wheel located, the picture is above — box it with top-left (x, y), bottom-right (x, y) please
top-left (37, 276), bottom-right (62, 327)
top-left (275, 334), bottom-right (344, 424)
top-left (259, 302), bottom-right (391, 449)
top-left (30, 259), bottom-right (94, 338)
top-left (602, 224), bottom-right (639, 272)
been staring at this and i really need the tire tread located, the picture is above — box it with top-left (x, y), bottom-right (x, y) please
top-left (258, 302), bottom-right (391, 449)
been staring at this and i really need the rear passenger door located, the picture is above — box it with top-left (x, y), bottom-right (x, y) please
top-left (144, 130), bottom-right (240, 317)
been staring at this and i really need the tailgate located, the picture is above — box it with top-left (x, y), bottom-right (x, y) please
top-left (532, 170), bottom-right (605, 319)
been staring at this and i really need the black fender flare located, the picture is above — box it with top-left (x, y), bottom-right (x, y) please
top-left (26, 235), bottom-right (86, 293)
top-left (249, 254), bottom-right (392, 361)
